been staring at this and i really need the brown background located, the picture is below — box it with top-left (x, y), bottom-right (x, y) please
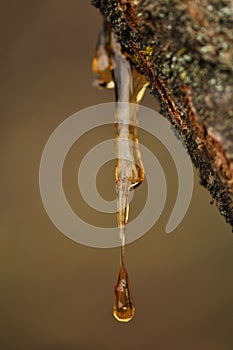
top-left (0, 1), bottom-right (233, 349)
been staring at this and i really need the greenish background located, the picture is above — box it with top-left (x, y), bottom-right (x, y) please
top-left (0, 1), bottom-right (232, 349)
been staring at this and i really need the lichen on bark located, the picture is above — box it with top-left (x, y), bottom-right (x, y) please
top-left (91, 0), bottom-right (233, 227)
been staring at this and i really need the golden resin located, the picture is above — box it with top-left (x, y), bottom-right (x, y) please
top-left (113, 266), bottom-right (135, 322)
top-left (112, 30), bottom-right (148, 322)
top-left (92, 22), bottom-right (149, 323)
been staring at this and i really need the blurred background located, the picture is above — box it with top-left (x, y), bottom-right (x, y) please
top-left (0, 1), bottom-right (233, 349)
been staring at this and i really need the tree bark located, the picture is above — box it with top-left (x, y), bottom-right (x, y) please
top-left (92, 0), bottom-right (233, 227)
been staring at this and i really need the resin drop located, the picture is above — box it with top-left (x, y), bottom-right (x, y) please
top-left (113, 266), bottom-right (135, 322)
top-left (92, 21), bottom-right (149, 323)
top-left (111, 30), bottom-right (149, 322)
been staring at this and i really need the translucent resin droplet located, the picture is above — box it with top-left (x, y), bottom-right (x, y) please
top-left (92, 23), bottom-right (149, 323)
top-left (113, 266), bottom-right (135, 322)
top-left (111, 31), bottom-right (148, 323)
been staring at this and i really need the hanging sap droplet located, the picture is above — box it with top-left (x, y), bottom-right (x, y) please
top-left (113, 266), bottom-right (135, 322)
top-left (111, 31), bottom-right (148, 323)
top-left (92, 22), bottom-right (149, 323)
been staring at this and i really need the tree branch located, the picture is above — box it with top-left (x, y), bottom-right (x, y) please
top-left (92, 0), bottom-right (233, 227)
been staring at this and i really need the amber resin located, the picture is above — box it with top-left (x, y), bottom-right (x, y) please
top-left (92, 21), bottom-right (149, 323)
top-left (113, 266), bottom-right (135, 322)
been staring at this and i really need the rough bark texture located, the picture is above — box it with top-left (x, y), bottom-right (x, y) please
top-left (92, 0), bottom-right (233, 227)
